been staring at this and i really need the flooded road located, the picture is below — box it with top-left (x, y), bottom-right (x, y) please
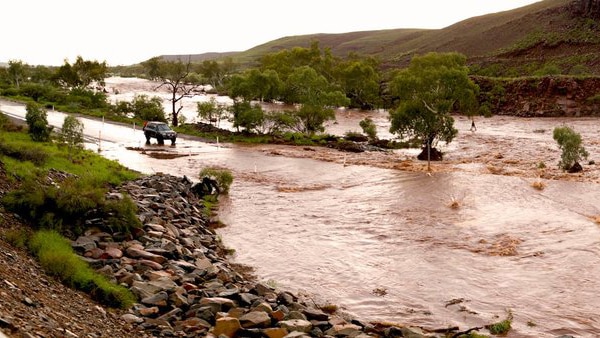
top-left (3, 95), bottom-right (600, 337)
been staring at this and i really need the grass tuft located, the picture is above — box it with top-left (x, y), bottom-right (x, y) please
top-left (485, 310), bottom-right (513, 335)
top-left (3, 228), bottom-right (31, 249)
top-left (28, 230), bottom-right (136, 308)
top-left (486, 318), bottom-right (512, 335)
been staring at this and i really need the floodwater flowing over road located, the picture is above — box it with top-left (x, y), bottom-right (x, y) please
top-left (3, 94), bottom-right (600, 337)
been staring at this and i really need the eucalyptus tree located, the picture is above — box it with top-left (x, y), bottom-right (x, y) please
top-left (258, 41), bottom-right (338, 101)
top-left (7, 60), bottom-right (28, 88)
top-left (197, 58), bottom-right (236, 90)
top-left (388, 52), bottom-right (479, 170)
top-left (197, 97), bottom-right (228, 127)
top-left (141, 57), bottom-right (200, 126)
top-left (53, 56), bottom-right (108, 89)
top-left (227, 68), bottom-right (282, 102)
top-left (285, 66), bottom-right (349, 135)
top-left (335, 56), bottom-right (381, 109)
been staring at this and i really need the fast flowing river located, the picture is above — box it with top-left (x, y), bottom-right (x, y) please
top-left (2, 97), bottom-right (600, 338)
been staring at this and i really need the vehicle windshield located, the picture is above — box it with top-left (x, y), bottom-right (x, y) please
top-left (156, 124), bottom-right (171, 131)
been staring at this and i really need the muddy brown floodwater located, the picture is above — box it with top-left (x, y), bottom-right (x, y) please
top-left (3, 83), bottom-right (600, 337)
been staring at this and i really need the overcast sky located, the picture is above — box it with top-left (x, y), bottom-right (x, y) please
top-left (2, 0), bottom-right (541, 67)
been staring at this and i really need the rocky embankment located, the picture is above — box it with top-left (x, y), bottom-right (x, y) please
top-left (475, 76), bottom-right (600, 117)
top-left (69, 173), bottom-right (433, 338)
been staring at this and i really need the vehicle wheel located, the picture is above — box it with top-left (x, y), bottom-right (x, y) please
top-left (144, 132), bottom-right (151, 143)
top-left (157, 135), bottom-right (164, 145)
top-left (171, 138), bottom-right (177, 145)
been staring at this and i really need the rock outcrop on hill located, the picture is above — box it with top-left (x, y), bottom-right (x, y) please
top-left (573, 0), bottom-right (600, 18)
top-left (475, 76), bottom-right (600, 117)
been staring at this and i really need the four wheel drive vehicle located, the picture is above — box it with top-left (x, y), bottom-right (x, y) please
top-left (143, 121), bottom-right (177, 145)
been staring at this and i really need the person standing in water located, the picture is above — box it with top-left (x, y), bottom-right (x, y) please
top-left (470, 118), bottom-right (477, 132)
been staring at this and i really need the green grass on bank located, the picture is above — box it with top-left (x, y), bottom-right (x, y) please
top-left (0, 130), bottom-right (138, 184)
top-left (0, 116), bottom-right (141, 308)
top-left (28, 230), bottom-right (136, 308)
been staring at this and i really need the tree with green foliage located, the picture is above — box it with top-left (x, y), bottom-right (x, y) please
top-left (285, 66), bottom-right (350, 135)
top-left (553, 125), bottom-right (588, 172)
top-left (196, 58), bottom-right (236, 90)
top-left (29, 65), bottom-right (55, 84)
top-left (130, 94), bottom-right (166, 122)
top-left (25, 102), bottom-right (53, 142)
top-left (359, 117), bottom-right (378, 140)
top-left (246, 69), bottom-right (282, 102)
top-left (230, 100), bottom-right (265, 133)
top-left (388, 52), bottom-right (479, 170)
top-left (59, 115), bottom-right (84, 159)
top-left (141, 57), bottom-right (200, 126)
top-left (225, 68), bottom-right (282, 103)
top-left (53, 56), bottom-right (108, 89)
top-left (258, 41), bottom-right (338, 98)
top-left (197, 97), bottom-right (228, 127)
top-left (335, 56), bottom-right (381, 109)
top-left (8, 60), bottom-right (28, 88)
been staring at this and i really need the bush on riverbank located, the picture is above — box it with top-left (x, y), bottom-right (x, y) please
top-left (199, 166), bottom-right (234, 195)
top-left (1, 120), bottom-right (142, 236)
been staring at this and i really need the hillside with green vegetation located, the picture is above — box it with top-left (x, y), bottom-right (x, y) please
top-left (164, 0), bottom-right (600, 76)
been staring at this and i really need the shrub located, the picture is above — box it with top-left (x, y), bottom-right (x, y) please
top-left (3, 228), bottom-right (31, 249)
top-left (2, 176), bottom-right (140, 236)
top-left (2, 179), bottom-right (49, 225)
top-left (58, 115), bottom-right (84, 159)
top-left (485, 310), bottom-right (513, 335)
top-left (359, 117), bottom-right (378, 140)
top-left (63, 88), bottom-right (108, 110)
top-left (0, 113), bottom-right (10, 130)
top-left (28, 230), bottom-right (135, 308)
top-left (101, 194), bottom-right (142, 233)
top-left (18, 83), bottom-right (51, 102)
top-left (534, 64), bottom-right (560, 76)
top-left (25, 102), bottom-right (53, 142)
top-left (131, 94), bottom-right (166, 122)
top-left (344, 131), bottom-right (368, 142)
top-left (486, 318), bottom-right (512, 335)
top-left (199, 167), bottom-right (234, 195)
top-left (0, 141), bottom-right (49, 165)
top-left (553, 126), bottom-right (588, 171)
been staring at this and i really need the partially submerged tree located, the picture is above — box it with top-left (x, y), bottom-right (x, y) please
top-left (197, 97), bottom-right (228, 127)
top-left (196, 58), bottom-right (236, 90)
top-left (285, 66), bottom-right (349, 135)
top-left (335, 56), bottom-right (381, 109)
top-left (553, 125), bottom-right (589, 172)
top-left (359, 117), bottom-right (378, 141)
top-left (230, 100), bottom-right (265, 133)
top-left (388, 52), bottom-right (479, 170)
top-left (141, 57), bottom-right (200, 126)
